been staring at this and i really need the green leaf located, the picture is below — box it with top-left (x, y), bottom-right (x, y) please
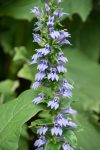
top-left (45, 141), bottom-right (61, 150)
top-left (0, 0), bottom-right (40, 21)
top-left (0, 79), bottom-right (19, 103)
top-left (0, 89), bottom-right (43, 150)
top-left (62, 0), bottom-right (92, 21)
top-left (64, 48), bottom-right (100, 150)
top-left (17, 125), bottom-right (29, 150)
top-left (79, 17), bottom-right (100, 62)
top-left (30, 118), bottom-right (52, 128)
top-left (18, 64), bottom-right (36, 81)
top-left (63, 130), bottom-right (78, 148)
top-left (13, 47), bottom-right (28, 62)
top-left (0, 0), bottom-right (92, 21)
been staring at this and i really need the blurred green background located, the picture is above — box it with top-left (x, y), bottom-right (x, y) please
top-left (0, 0), bottom-right (100, 150)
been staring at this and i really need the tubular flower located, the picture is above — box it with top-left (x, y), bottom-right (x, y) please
top-left (31, 0), bottom-right (78, 149)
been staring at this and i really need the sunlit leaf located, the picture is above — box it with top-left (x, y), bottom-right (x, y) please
top-left (0, 89), bottom-right (43, 150)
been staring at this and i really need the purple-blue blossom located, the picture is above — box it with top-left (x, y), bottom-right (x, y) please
top-left (31, 51), bottom-right (45, 64)
top-left (54, 10), bottom-right (59, 17)
top-left (55, 114), bottom-right (68, 127)
top-left (37, 126), bottom-right (48, 135)
top-left (67, 118), bottom-right (77, 128)
top-left (32, 93), bottom-right (45, 104)
top-left (37, 60), bottom-right (48, 71)
top-left (58, 52), bottom-right (68, 63)
top-left (36, 44), bottom-right (50, 56)
top-left (57, 61), bottom-right (67, 73)
top-left (33, 33), bottom-right (41, 44)
top-left (49, 28), bottom-right (60, 39)
top-left (60, 31), bottom-right (71, 38)
top-left (35, 71), bottom-right (46, 81)
top-left (31, 7), bottom-right (43, 17)
top-left (45, 3), bottom-right (50, 13)
top-left (62, 142), bottom-right (74, 150)
top-left (36, 147), bottom-right (44, 150)
top-left (48, 97), bottom-right (60, 110)
top-left (60, 39), bottom-right (71, 46)
top-left (32, 81), bottom-right (41, 89)
top-left (51, 123), bottom-right (63, 136)
top-left (62, 80), bottom-right (74, 90)
top-left (62, 88), bottom-right (72, 98)
top-left (59, 10), bottom-right (68, 18)
top-left (48, 67), bottom-right (59, 81)
top-left (56, 88), bottom-right (72, 98)
top-left (47, 16), bottom-right (55, 27)
top-left (61, 107), bottom-right (77, 115)
top-left (34, 136), bottom-right (46, 148)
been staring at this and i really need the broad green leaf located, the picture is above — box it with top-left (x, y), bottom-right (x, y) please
top-left (0, 79), bottom-right (19, 103)
top-left (63, 130), bottom-right (78, 148)
top-left (0, 0), bottom-right (40, 21)
top-left (13, 47), bottom-right (28, 62)
top-left (17, 125), bottom-right (29, 150)
top-left (75, 114), bottom-right (100, 150)
top-left (0, 89), bottom-right (43, 150)
top-left (62, 0), bottom-right (92, 21)
top-left (30, 118), bottom-right (52, 128)
top-left (79, 17), bottom-right (100, 62)
top-left (0, 0), bottom-right (92, 21)
top-left (18, 64), bottom-right (36, 81)
top-left (64, 48), bottom-right (100, 150)
top-left (45, 141), bottom-right (61, 150)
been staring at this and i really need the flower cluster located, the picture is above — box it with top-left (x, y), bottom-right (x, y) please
top-left (31, 0), bottom-right (77, 149)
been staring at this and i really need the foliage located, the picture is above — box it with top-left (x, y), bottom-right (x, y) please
top-left (0, 0), bottom-right (100, 150)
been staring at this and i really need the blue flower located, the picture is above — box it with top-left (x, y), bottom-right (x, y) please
top-left (57, 31), bottom-right (71, 46)
top-left (55, 114), bottom-right (77, 128)
top-left (62, 88), bottom-right (72, 98)
top-left (48, 97), bottom-right (60, 110)
top-left (37, 44), bottom-right (50, 56)
top-left (61, 107), bottom-right (77, 115)
top-left (47, 16), bottom-right (55, 27)
top-left (37, 126), bottom-right (48, 135)
top-left (48, 67), bottom-right (59, 81)
top-left (31, 51), bottom-right (45, 64)
top-left (31, 7), bottom-right (43, 17)
top-left (55, 114), bottom-right (68, 127)
top-left (32, 81), bottom-right (41, 89)
top-left (37, 60), bottom-right (48, 71)
top-left (54, 10), bottom-right (59, 17)
top-left (34, 21), bottom-right (41, 27)
top-left (62, 142), bottom-right (74, 150)
top-left (36, 147), bottom-right (44, 150)
top-left (49, 28), bottom-right (60, 39)
top-left (57, 62), bottom-right (67, 73)
top-left (33, 33), bottom-right (41, 44)
top-left (34, 136), bottom-right (46, 148)
top-left (56, 88), bottom-right (72, 98)
top-left (54, 9), bottom-right (68, 19)
top-left (66, 118), bottom-right (77, 128)
top-left (32, 93), bottom-right (45, 104)
top-left (58, 52), bottom-right (68, 63)
top-left (60, 31), bottom-right (71, 38)
top-left (60, 39), bottom-right (71, 46)
top-left (30, 54), bottom-right (38, 64)
top-left (62, 80), bottom-right (74, 90)
top-left (45, 3), bottom-right (50, 13)
top-left (51, 123), bottom-right (63, 136)
top-left (35, 71), bottom-right (46, 81)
